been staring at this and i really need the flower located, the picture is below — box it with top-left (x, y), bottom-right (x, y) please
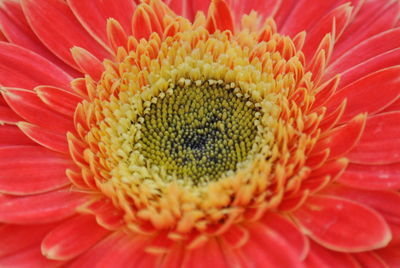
top-left (0, 0), bottom-right (400, 266)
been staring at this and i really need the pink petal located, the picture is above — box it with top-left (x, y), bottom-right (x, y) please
top-left (348, 112), bottom-right (400, 164)
top-left (338, 162), bottom-right (400, 190)
top-left (304, 241), bottom-right (360, 268)
top-left (311, 114), bottom-right (366, 160)
top-left (0, 42), bottom-right (72, 89)
top-left (0, 0), bottom-right (80, 76)
top-left (333, 0), bottom-right (400, 61)
top-left (261, 213), bottom-right (309, 259)
top-left (292, 195), bottom-right (391, 252)
top-left (20, 0), bottom-right (111, 70)
top-left (325, 67), bottom-right (400, 123)
top-left (42, 215), bottom-right (110, 261)
top-left (337, 48), bottom-right (400, 88)
top-left (0, 125), bottom-right (35, 146)
top-left (327, 28), bottom-right (400, 79)
top-left (0, 246), bottom-right (61, 268)
top-left (281, 0), bottom-right (346, 37)
top-left (0, 146), bottom-right (72, 194)
top-left (0, 223), bottom-right (56, 258)
top-left (0, 188), bottom-right (89, 224)
top-left (35, 85), bottom-right (82, 118)
top-left (2, 88), bottom-right (74, 133)
top-left (66, 0), bottom-right (135, 48)
top-left (18, 122), bottom-right (69, 153)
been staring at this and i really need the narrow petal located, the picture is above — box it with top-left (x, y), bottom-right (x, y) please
top-left (376, 245), bottom-right (400, 267)
top-left (0, 42), bottom-right (72, 89)
top-left (35, 85), bottom-right (82, 118)
top-left (71, 47), bottom-right (105, 81)
top-left (348, 112), bottom-right (400, 164)
top-left (17, 122), bottom-right (69, 153)
top-left (0, 188), bottom-right (89, 224)
top-left (2, 88), bottom-right (74, 133)
top-left (325, 67), bottom-right (400, 123)
top-left (292, 195), bottom-right (391, 252)
top-left (42, 215), bottom-right (110, 261)
top-left (354, 252), bottom-right (391, 268)
top-left (0, 146), bottom-right (72, 194)
top-left (338, 162), bottom-right (400, 190)
top-left (206, 0), bottom-right (234, 34)
top-left (66, 0), bottom-right (135, 47)
top-left (132, 4), bottom-right (163, 40)
top-left (226, 0), bottom-right (281, 23)
top-left (0, 125), bottom-right (35, 146)
top-left (20, 0), bottom-right (111, 70)
top-left (311, 114), bottom-right (366, 160)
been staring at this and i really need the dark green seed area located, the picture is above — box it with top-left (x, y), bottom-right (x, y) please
top-left (138, 82), bottom-right (258, 184)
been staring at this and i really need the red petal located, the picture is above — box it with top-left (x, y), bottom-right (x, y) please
top-left (325, 67), bottom-right (400, 123)
top-left (0, 223), bottom-right (56, 258)
top-left (0, 246), bottom-right (61, 268)
top-left (35, 85), bottom-right (82, 118)
top-left (0, 0), bottom-right (80, 76)
top-left (0, 125), bottom-right (35, 146)
top-left (206, 0), bottom-right (234, 34)
top-left (322, 185), bottom-right (400, 225)
top-left (375, 245), bottom-right (400, 267)
top-left (338, 162), bottom-right (400, 190)
top-left (0, 42), bottom-right (72, 89)
top-left (182, 238), bottom-right (230, 268)
top-left (304, 240), bottom-right (360, 268)
top-left (71, 47), bottom-right (105, 81)
top-left (106, 18), bottom-right (128, 52)
top-left (261, 213), bottom-right (309, 259)
top-left (132, 5), bottom-right (163, 40)
top-left (348, 112), bottom-right (400, 164)
top-left (0, 146), bottom-right (72, 195)
top-left (226, 0), bottom-right (281, 23)
top-left (20, 0), bottom-right (111, 70)
top-left (0, 188), bottom-right (89, 224)
top-left (302, 4), bottom-right (352, 61)
top-left (66, 0), bottom-right (135, 46)
top-left (293, 195), bottom-right (391, 252)
top-left (353, 252), bottom-right (388, 268)
top-left (69, 232), bottom-right (152, 267)
top-left (238, 222), bottom-right (303, 267)
top-left (42, 215), bottom-right (110, 260)
top-left (2, 88), bottom-right (74, 133)
top-left (18, 122), bottom-right (69, 153)
top-left (0, 105), bottom-right (22, 124)
top-left (311, 114), bottom-right (366, 160)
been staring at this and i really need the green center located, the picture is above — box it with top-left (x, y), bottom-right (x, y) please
top-left (137, 80), bottom-right (259, 185)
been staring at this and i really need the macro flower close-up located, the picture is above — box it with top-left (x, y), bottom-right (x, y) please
top-left (1, 0), bottom-right (400, 267)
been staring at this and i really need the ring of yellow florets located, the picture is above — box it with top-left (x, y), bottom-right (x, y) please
top-left (73, 21), bottom-right (317, 234)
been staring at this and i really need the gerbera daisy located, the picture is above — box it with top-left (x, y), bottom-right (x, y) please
top-left (0, 0), bottom-right (400, 266)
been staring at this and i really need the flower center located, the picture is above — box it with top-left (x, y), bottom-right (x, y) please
top-left (137, 79), bottom-right (259, 185)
